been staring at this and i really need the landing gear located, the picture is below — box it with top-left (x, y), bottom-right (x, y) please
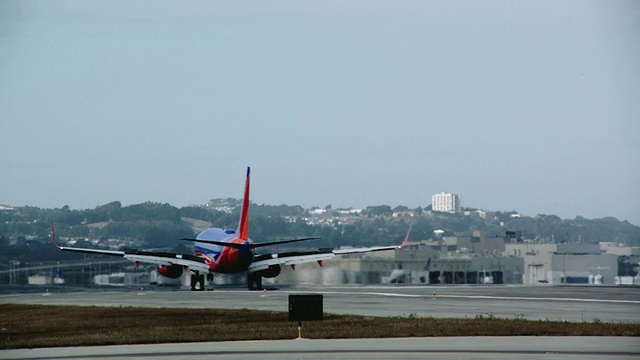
top-left (190, 272), bottom-right (205, 291)
top-left (247, 272), bottom-right (263, 290)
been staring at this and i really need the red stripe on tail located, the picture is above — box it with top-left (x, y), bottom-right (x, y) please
top-left (238, 167), bottom-right (251, 240)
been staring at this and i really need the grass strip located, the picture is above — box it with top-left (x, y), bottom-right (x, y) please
top-left (1, 304), bottom-right (638, 349)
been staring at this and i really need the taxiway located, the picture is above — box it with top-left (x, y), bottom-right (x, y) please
top-left (0, 285), bottom-right (638, 323)
top-left (2, 336), bottom-right (638, 360)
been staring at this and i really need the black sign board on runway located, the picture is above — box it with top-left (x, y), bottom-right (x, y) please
top-left (288, 294), bottom-right (323, 321)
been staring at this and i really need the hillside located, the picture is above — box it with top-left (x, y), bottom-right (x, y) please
top-left (1, 200), bottom-right (638, 265)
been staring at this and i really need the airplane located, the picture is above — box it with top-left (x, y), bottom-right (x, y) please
top-left (52, 167), bottom-right (410, 291)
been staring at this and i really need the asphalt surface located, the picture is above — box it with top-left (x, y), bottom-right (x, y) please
top-left (1, 284), bottom-right (638, 323)
top-left (2, 337), bottom-right (638, 360)
top-left (1, 285), bottom-right (638, 359)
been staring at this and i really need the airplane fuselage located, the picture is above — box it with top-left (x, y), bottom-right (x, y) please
top-left (194, 228), bottom-right (256, 273)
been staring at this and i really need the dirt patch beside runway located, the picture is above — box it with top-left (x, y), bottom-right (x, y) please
top-left (1, 304), bottom-right (638, 349)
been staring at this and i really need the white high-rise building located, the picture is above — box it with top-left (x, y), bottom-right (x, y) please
top-left (432, 192), bottom-right (461, 213)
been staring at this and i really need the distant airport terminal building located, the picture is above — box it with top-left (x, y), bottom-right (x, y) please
top-left (432, 192), bottom-right (461, 213)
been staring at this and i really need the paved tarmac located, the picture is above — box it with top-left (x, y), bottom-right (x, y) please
top-left (2, 337), bottom-right (638, 360)
top-left (1, 285), bottom-right (638, 323)
top-left (1, 285), bottom-right (639, 359)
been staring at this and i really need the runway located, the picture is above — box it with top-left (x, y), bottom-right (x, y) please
top-left (2, 337), bottom-right (638, 360)
top-left (1, 285), bottom-right (638, 323)
top-left (1, 285), bottom-right (638, 359)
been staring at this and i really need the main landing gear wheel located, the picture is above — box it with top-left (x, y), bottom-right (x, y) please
top-left (247, 272), bottom-right (263, 290)
top-left (191, 272), bottom-right (205, 291)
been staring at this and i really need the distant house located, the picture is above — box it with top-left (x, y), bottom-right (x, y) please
top-left (309, 208), bottom-right (327, 215)
top-left (392, 211), bottom-right (415, 218)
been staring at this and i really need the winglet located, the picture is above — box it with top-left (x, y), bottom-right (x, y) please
top-left (51, 224), bottom-right (61, 249)
top-left (237, 166), bottom-right (251, 240)
top-left (400, 224), bottom-right (412, 248)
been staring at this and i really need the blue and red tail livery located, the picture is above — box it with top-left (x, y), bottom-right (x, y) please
top-left (53, 166), bottom-right (408, 290)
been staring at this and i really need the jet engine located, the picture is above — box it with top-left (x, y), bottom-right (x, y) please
top-left (256, 265), bottom-right (281, 278)
top-left (159, 264), bottom-right (183, 279)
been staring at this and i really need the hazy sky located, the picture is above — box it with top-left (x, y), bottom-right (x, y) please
top-left (1, 1), bottom-right (639, 225)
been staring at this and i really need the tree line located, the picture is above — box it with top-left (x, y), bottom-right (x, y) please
top-left (1, 200), bottom-right (639, 265)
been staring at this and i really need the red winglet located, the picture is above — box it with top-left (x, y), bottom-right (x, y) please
top-left (51, 224), bottom-right (60, 248)
top-left (400, 224), bottom-right (412, 248)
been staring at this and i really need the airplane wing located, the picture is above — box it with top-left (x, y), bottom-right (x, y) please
top-left (248, 224), bottom-right (412, 273)
top-left (247, 245), bottom-right (401, 272)
top-left (249, 250), bottom-right (334, 272)
top-left (51, 225), bottom-right (210, 273)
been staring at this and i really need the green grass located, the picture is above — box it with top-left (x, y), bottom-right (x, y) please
top-left (1, 304), bottom-right (638, 349)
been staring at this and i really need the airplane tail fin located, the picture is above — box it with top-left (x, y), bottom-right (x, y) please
top-left (237, 167), bottom-right (251, 240)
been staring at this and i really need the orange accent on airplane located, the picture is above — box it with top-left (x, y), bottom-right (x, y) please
top-left (51, 225), bottom-right (59, 247)
top-left (204, 238), bottom-right (254, 273)
top-left (195, 252), bottom-right (215, 265)
top-left (400, 224), bottom-right (412, 248)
